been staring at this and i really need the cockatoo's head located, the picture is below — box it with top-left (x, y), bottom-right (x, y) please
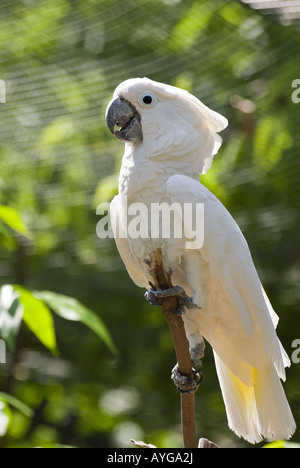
top-left (106, 77), bottom-right (228, 174)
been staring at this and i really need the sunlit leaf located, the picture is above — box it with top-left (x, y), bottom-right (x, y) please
top-left (35, 291), bottom-right (117, 354)
top-left (168, 2), bottom-right (211, 51)
top-left (0, 205), bottom-right (30, 238)
top-left (14, 286), bottom-right (58, 355)
top-left (219, 2), bottom-right (247, 26)
top-left (263, 440), bottom-right (300, 448)
top-left (0, 392), bottom-right (34, 419)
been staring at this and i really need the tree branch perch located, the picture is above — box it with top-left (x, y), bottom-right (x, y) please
top-left (146, 248), bottom-right (197, 448)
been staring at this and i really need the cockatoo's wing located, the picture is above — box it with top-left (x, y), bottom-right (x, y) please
top-left (166, 174), bottom-right (295, 443)
top-left (166, 174), bottom-right (287, 377)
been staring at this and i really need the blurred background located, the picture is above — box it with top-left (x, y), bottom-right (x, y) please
top-left (0, 0), bottom-right (299, 448)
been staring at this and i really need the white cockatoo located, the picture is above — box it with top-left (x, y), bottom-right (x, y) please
top-left (105, 77), bottom-right (296, 444)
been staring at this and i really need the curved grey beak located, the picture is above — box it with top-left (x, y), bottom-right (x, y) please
top-left (105, 96), bottom-right (142, 143)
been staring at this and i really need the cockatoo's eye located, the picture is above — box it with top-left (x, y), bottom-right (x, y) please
top-left (143, 95), bottom-right (153, 104)
top-left (139, 91), bottom-right (157, 107)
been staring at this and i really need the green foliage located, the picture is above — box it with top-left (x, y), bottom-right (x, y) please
top-left (15, 286), bottom-right (58, 354)
top-left (0, 206), bottom-right (30, 239)
top-left (0, 0), bottom-right (299, 449)
top-left (0, 392), bottom-right (34, 419)
top-left (0, 205), bottom-right (30, 250)
top-left (263, 440), bottom-right (300, 449)
top-left (35, 290), bottom-right (117, 354)
top-left (0, 282), bottom-right (115, 355)
top-left (0, 205), bottom-right (115, 442)
top-left (253, 115), bottom-right (293, 172)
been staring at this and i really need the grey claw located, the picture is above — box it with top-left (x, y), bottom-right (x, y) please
top-left (144, 286), bottom-right (200, 315)
top-left (144, 289), bottom-right (164, 306)
top-left (171, 364), bottom-right (203, 394)
top-left (190, 342), bottom-right (205, 372)
top-left (191, 357), bottom-right (203, 373)
top-left (174, 305), bottom-right (185, 316)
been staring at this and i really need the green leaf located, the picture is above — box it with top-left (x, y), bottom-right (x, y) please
top-left (14, 286), bottom-right (58, 355)
top-left (0, 285), bottom-right (24, 350)
top-left (0, 205), bottom-right (30, 238)
top-left (0, 392), bottom-right (34, 419)
top-left (263, 440), bottom-right (285, 448)
top-left (35, 290), bottom-right (117, 354)
top-left (263, 440), bottom-right (300, 449)
top-left (0, 399), bottom-right (11, 437)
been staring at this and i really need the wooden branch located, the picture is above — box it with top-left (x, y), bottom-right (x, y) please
top-left (146, 248), bottom-right (197, 449)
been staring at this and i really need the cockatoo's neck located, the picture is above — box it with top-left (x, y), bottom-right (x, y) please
top-left (118, 142), bottom-right (201, 202)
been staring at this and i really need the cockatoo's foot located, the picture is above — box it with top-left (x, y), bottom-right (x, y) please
top-left (171, 364), bottom-right (203, 393)
top-left (145, 286), bottom-right (200, 315)
top-left (190, 341), bottom-right (205, 373)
